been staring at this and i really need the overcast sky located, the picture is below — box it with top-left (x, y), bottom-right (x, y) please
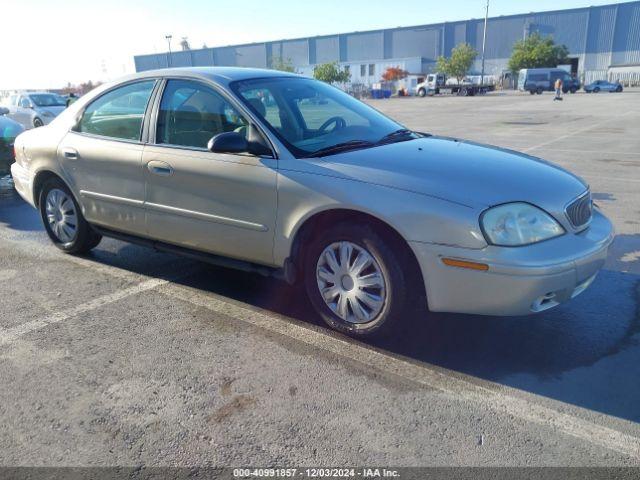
top-left (0, 0), bottom-right (630, 90)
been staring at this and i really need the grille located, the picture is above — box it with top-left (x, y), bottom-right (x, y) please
top-left (565, 191), bottom-right (592, 228)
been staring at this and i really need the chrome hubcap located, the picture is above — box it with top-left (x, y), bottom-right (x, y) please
top-left (316, 241), bottom-right (386, 324)
top-left (45, 189), bottom-right (77, 243)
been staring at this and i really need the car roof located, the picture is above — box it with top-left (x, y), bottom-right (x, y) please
top-left (114, 67), bottom-right (299, 87)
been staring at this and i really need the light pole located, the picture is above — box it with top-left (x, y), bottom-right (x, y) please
top-left (480, 0), bottom-right (489, 86)
top-left (165, 35), bottom-right (173, 68)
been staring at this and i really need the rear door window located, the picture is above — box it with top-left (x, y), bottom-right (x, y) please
top-left (77, 80), bottom-right (155, 141)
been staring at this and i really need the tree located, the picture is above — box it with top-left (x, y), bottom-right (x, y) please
top-left (508, 32), bottom-right (569, 72)
top-left (382, 67), bottom-right (409, 82)
top-left (313, 62), bottom-right (351, 84)
top-left (436, 43), bottom-right (478, 84)
top-left (271, 56), bottom-right (295, 73)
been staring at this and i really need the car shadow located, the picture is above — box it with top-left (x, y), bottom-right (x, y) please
top-left (3, 190), bottom-right (640, 423)
top-left (0, 176), bottom-right (42, 232)
top-left (168, 235), bottom-right (640, 424)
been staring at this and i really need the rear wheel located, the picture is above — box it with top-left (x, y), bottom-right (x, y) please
top-left (529, 90), bottom-right (536, 95)
top-left (594, 87), bottom-right (600, 93)
top-left (616, 85), bottom-right (623, 92)
top-left (39, 178), bottom-right (102, 254)
top-left (303, 222), bottom-right (413, 338)
top-left (536, 87), bottom-right (543, 95)
top-left (570, 87), bottom-right (577, 94)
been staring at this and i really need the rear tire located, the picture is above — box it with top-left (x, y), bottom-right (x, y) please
top-left (594, 87), bottom-right (600, 93)
top-left (302, 222), bottom-right (413, 338)
top-left (39, 178), bottom-right (102, 254)
top-left (536, 87), bottom-right (543, 95)
top-left (529, 90), bottom-right (535, 95)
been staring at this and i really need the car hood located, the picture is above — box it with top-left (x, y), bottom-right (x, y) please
top-left (317, 136), bottom-right (588, 211)
top-left (37, 106), bottom-right (65, 116)
top-left (0, 116), bottom-right (25, 138)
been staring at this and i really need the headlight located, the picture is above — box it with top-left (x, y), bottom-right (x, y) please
top-left (481, 202), bottom-right (564, 246)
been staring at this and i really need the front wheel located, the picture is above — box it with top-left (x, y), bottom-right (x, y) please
top-left (570, 87), bottom-right (577, 94)
top-left (33, 118), bottom-right (44, 128)
top-left (303, 223), bottom-right (412, 338)
top-left (593, 87), bottom-right (600, 93)
top-left (418, 88), bottom-right (426, 98)
top-left (39, 178), bottom-right (102, 254)
top-left (616, 86), bottom-right (623, 92)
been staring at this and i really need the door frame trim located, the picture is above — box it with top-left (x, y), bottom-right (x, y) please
top-left (79, 190), bottom-right (145, 207)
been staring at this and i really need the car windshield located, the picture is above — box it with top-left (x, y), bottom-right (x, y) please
top-left (231, 77), bottom-right (416, 157)
top-left (29, 94), bottom-right (66, 107)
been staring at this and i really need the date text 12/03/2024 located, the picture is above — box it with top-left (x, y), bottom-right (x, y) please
top-left (233, 468), bottom-right (400, 478)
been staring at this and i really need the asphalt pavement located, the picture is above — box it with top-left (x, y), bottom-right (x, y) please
top-left (0, 89), bottom-right (639, 467)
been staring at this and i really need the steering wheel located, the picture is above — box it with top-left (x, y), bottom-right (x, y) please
top-left (318, 116), bottom-right (346, 134)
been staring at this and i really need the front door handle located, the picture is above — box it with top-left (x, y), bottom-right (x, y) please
top-left (61, 148), bottom-right (79, 160)
top-left (147, 160), bottom-right (174, 176)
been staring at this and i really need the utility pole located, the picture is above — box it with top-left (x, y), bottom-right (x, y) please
top-left (480, 0), bottom-right (489, 85)
top-left (165, 35), bottom-right (173, 68)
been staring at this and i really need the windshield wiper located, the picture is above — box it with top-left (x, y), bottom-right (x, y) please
top-left (302, 140), bottom-right (374, 158)
top-left (376, 129), bottom-right (416, 145)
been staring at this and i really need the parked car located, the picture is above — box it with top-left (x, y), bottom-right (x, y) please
top-left (518, 68), bottom-right (580, 94)
top-left (0, 107), bottom-right (25, 175)
top-left (11, 68), bottom-right (613, 338)
top-left (4, 92), bottom-right (66, 129)
top-left (584, 80), bottom-right (623, 93)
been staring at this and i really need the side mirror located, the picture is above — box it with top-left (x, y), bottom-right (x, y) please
top-left (208, 131), bottom-right (249, 154)
top-left (0, 107), bottom-right (9, 116)
top-left (208, 127), bottom-right (274, 157)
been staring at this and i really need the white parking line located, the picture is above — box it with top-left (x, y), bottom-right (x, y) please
top-left (0, 278), bottom-right (169, 345)
top-left (3, 235), bottom-right (640, 459)
top-left (523, 112), bottom-right (632, 153)
top-left (163, 283), bottom-right (640, 460)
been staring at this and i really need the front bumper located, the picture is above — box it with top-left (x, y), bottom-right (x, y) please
top-left (410, 209), bottom-right (614, 316)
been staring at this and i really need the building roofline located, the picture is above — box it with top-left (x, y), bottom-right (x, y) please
top-left (134, 0), bottom-right (639, 59)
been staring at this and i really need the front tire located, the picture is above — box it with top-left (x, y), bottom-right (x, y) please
top-left (418, 88), bottom-right (426, 98)
top-left (39, 178), bottom-right (102, 254)
top-left (303, 222), bottom-right (412, 338)
top-left (33, 118), bottom-right (44, 128)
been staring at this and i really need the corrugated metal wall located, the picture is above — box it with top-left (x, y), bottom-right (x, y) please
top-left (134, 1), bottom-right (640, 81)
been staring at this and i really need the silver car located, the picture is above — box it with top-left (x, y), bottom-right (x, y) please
top-left (11, 68), bottom-right (614, 337)
top-left (5, 91), bottom-right (67, 129)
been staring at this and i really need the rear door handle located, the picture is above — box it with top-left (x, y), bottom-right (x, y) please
top-left (147, 160), bottom-right (174, 176)
top-left (62, 148), bottom-right (78, 160)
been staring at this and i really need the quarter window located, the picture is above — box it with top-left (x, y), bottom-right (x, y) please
top-left (77, 81), bottom-right (155, 141)
top-left (368, 64), bottom-right (375, 76)
top-left (157, 79), bottom-right (249, 149)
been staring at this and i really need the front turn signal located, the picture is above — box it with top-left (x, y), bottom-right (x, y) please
top-left (442, 258), bottom-right (489, 271)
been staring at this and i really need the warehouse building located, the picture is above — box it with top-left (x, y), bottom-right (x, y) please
top-left (134, 1), bottom-right (640, 87)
